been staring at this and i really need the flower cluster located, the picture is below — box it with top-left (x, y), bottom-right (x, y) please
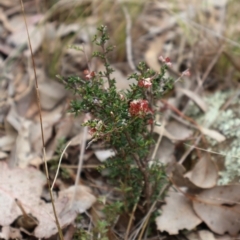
top-left (88, 119), bottom-right (103, 136)
top-left (181, 69), bottom-right (191, 77)
top-left (83, 69), bottom-right (95, 80)
top-left (89, 127), bottom-right (97, 135)
top-left (138, 78), bottom-right (152, 88)
top-left (159, 56), bottom-right (172, 67)
top-left (129, 99), bottom-right (153, 117)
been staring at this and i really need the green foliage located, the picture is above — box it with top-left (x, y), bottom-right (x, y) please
top-left (61, 25), bottom-right (174, 235)
top-left (102, 200), bottom-right (124, 225)
top-left (73, 228), bottom-right (90, 240)
top-left (93, 220), bottom-right (109, 240)
top-left (149, 163), bottom-right (167, 202)
top-left (73, 200), bottom-right (124, 240)
top-left (72, 215), bottom-right (92, 240)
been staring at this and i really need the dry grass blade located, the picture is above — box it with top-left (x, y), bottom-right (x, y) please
top-left (72, 126), bottom-right (88, 207)
top-left (184, 143), bottom-right (240, 161)
top-left (51, 141), bottom-right (72, 191)
top-left (121, 4), bottom-right (136, 71)
top-left (124, 202), bottom-right (138, 240)
top-left (19, 0), bottom-right (63, 239)
top-left (132, 183), bottom-right (171, 240)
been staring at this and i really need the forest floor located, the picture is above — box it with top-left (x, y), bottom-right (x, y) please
top-left (1, 0), bottom-right (240, 239)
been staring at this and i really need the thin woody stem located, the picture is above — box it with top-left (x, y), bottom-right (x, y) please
top-left (124, 131), bottom-right (151, 208)
top-left (101, 45), bottom-right (113, 88)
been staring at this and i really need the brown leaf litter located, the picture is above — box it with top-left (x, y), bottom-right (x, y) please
top-left (0, 162), bottom-right (96, 239)
top-left (1, 0), bottom-right (240, 239)
top-left (157, 160), bottom-right (240, 236)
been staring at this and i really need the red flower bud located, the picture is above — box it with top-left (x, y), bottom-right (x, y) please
top-left (138, 78), bottom-right (152, 88)
top-left (83, 69), bottom-right (95, 80)
top-left (129, 99), bottom-right (153, 117)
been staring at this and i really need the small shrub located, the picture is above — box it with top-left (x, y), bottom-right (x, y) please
top-left (60, 25), bottom-right (181, 236)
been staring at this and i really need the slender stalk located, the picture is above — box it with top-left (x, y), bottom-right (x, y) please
top-left (19, 1), bottom-right (63, 239)
top-left (125, 201), bottom-right (138, 240)
top-left (137, 183), bottom-right (171, 240)
top-left (72, 126), bottom-right (88, 206)
top-left (51, 141), bottom-right (72, 191)
top-left (100, 37), bottom-right (113, 88)
top-left (124, 131), bottom-right (151, 208)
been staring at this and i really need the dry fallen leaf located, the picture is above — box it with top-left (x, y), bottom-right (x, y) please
top-left (0, 162), bottom-right (46, 226)
top-left (37, 185), bottom-right (96, 238)
top-left (177, 88), bottom-right (208, 112)
top-left (198, 126), bottom-right (226, 142)
top-left (185, 157), bottom-right (218, 188)
top-left (7, 25), bottom-right (44, 56)
top-left (0, 162), bottom-right (96, 238)
top-left (0, 8), bottom-right (14, 32)
top-left (0, 226), bottom-right (10, 239)
top-left (58, 185), bottom-right (96, 214)
top-left (38, 80), bottom-right (66, 110)
top-left (192, 185), bottom-right (240, 235)
top-left (167, 161), bottom-right (200, 190)
top-left (34, 185), bottom-right (96, 238)
top-left (198, 230), bottom-right (216, 240)
top-left (8, 14), bottom-right (43, 32)
top-left (30, 105), bottom-right (63, 155)
top-left (0, 135), bottom-right (15, 152)
top-left (145, 35), bottom-right (166, 72)
top-left (47, 116), bottom-right (74, 157)
top-left (154, 136), bottom-right (175, 165)
top-left (0, 0), bottom-right (14, 7)
top-left (15, 119), bottom-right (34, 168)
top-left (156, 191), bottom-right (202, 234)
top-left (161, 162), bottom-right (240, 236)
top-left (166, 120), bottom-right (193, 140)
top-left (207, 0), bottom-right (228, 7)
top-left (154, 123), bottom-right (187, 141)
top-left (0, 226), bottom-right (22, 240)
top-left (186, 230), bottom-right (217, 240)
top-left (0, 151), bottom-right (8, 159)
top-left (57, 23), bottom-right (80, 37)
top-left (33, 197), bottom-right (76, 238)
top-left (6, 102), bottom-right (22, 131)
top-left (215, 234), bottom-right (238, 240)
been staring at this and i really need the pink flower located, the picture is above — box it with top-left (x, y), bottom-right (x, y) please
top-left (159, 56), bottom-right (172, 67)
top-left (129, 99), bottom-right (153, 117)
top-left (83, 69), bottom-right (95, 80)
top-left (89, 128), bottom-right (97, 135)
top-left (148, 118), bottom-right (154, 125)
top-left (181, 69), bottom-right (191, 77)
top-left (138, 78), bottom-right (152, 88)
top-left (87, 119), bottom-right (103, 135)
top-left (119, 93), bottom-right (125, 100)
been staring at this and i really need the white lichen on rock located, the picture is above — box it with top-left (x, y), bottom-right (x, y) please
top-left (218, 139), bottom-right (240, 184)
top-left (186, 90), bottom-right (240, 184)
